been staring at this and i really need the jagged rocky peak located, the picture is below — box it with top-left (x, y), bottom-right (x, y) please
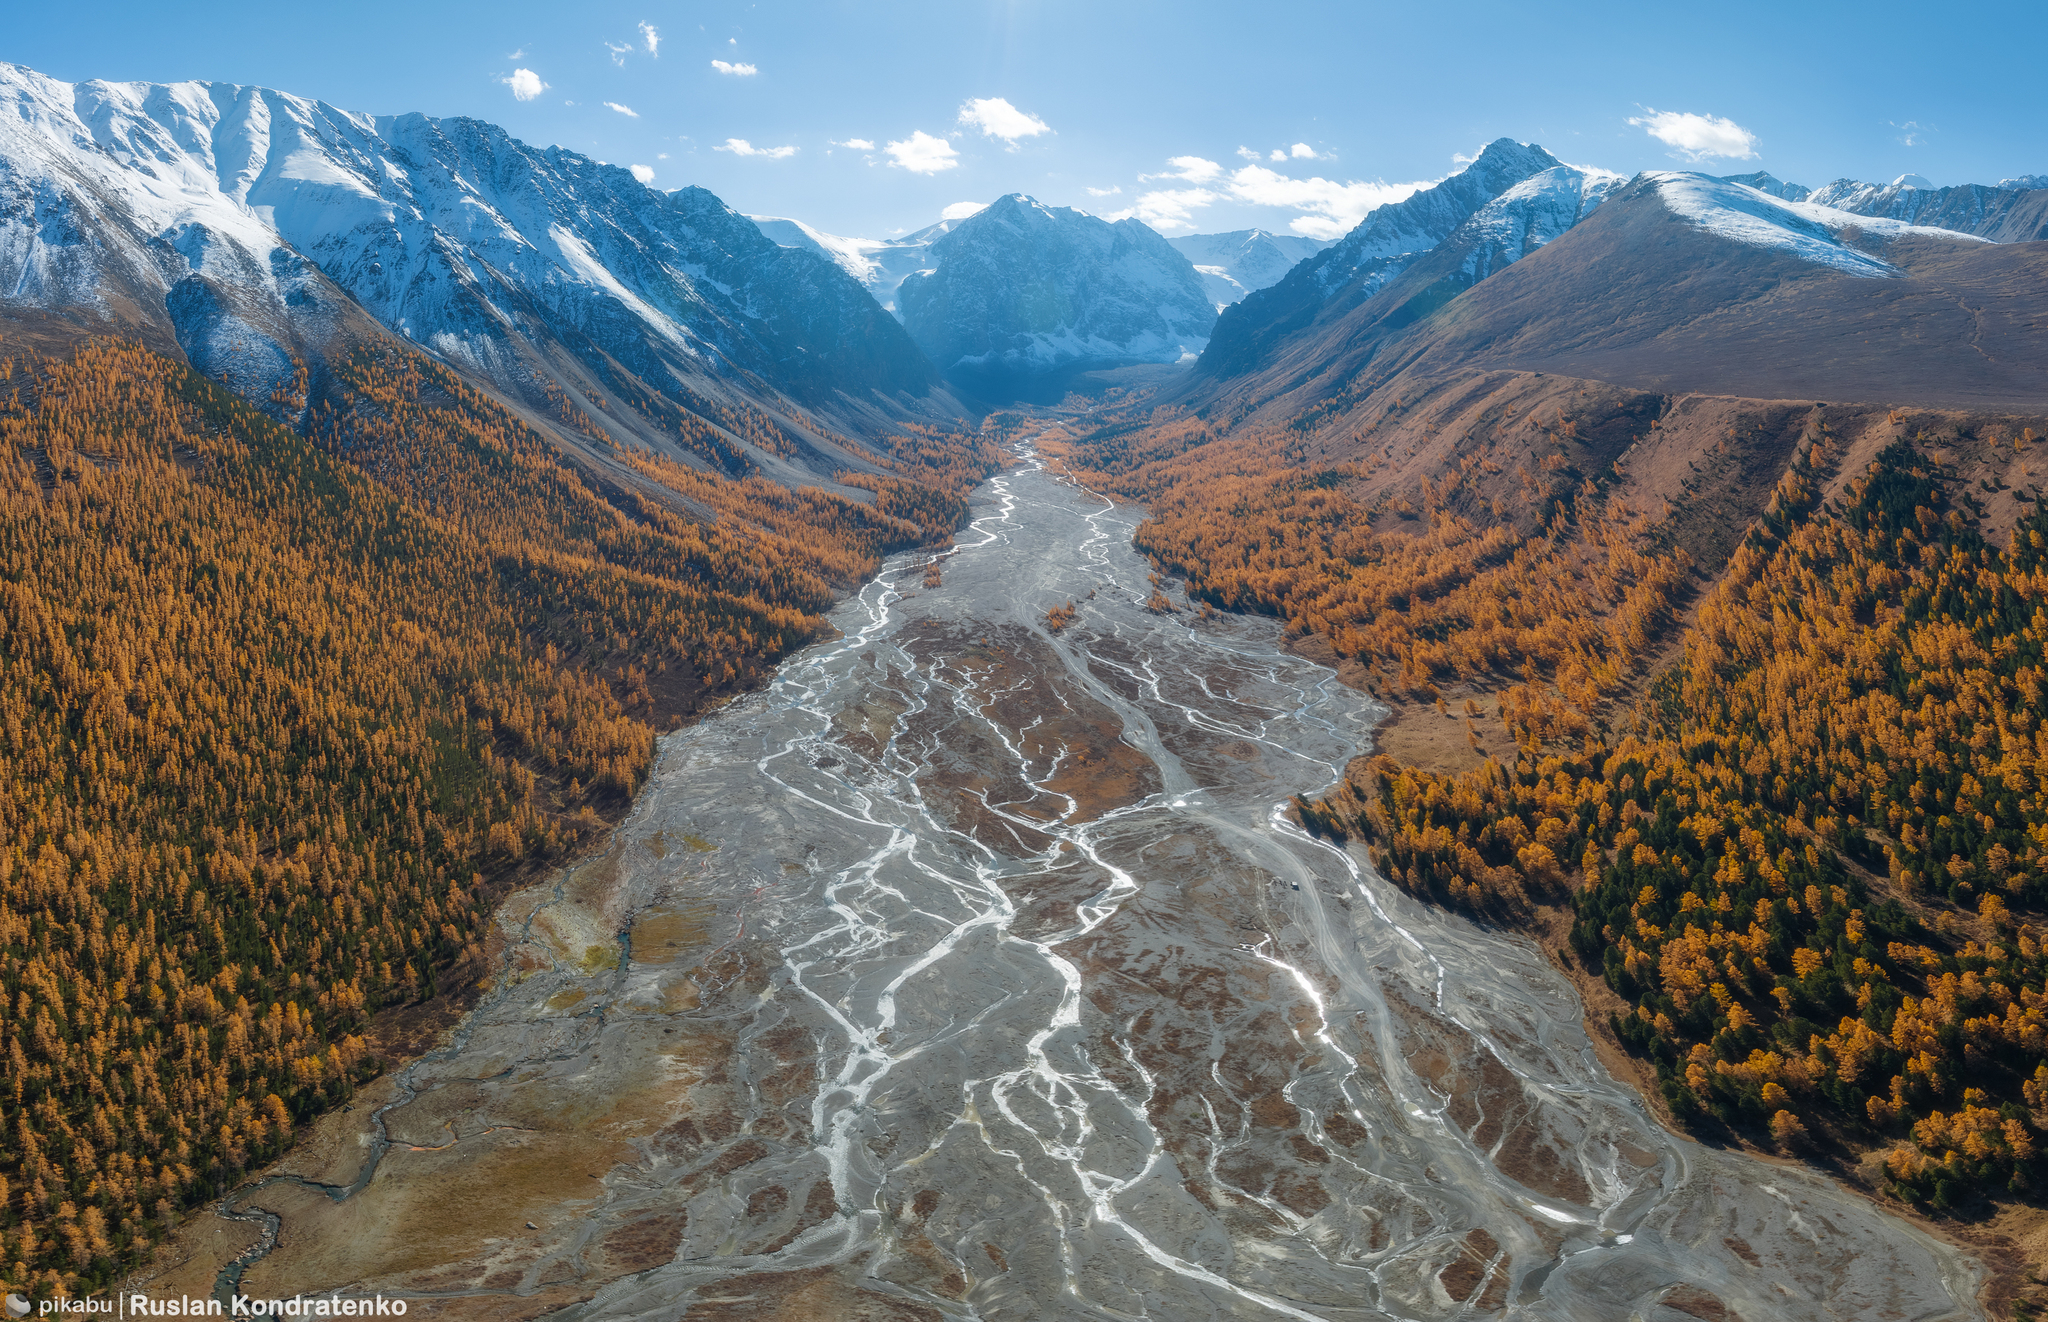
top-left (897, 193), bottom-right (1216, 399)
top-left (1304, 137), bottom-right (1565, 296)
top-left (0, 60), bottom-right (944, 448)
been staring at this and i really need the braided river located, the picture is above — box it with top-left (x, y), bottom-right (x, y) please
top-left (218, 448), bottom-right (1985, 1321)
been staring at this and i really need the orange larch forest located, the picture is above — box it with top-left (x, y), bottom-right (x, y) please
top-left (0, 337), bottom-right (991, 1294)
top-left (1055, 401), bottom-right (2048, 1217)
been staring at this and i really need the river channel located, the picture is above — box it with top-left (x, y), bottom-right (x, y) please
top-left (222, 446), bottom-right (1986, 1321)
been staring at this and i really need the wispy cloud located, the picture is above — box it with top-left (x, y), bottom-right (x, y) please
top-left (885, 131), bottom-right (958, 174)
top-left (506, 47), bottom-right (524, 60)
top-left (502, 69), bottom-right (548, 101)
top-left (630, 164), bottom-right (655, 183)
top-left (638, 21), bottom-right (659, 55)
top-left (605, 41), bottom-right (632, 67)
top-left (1085, 185), bottom-right (1121, 197)
top-left (605, 102), bottom-right (639, 118)
top-left (941, 201), bottom-right (988, 220)
top-left (957, 97), bottom-right (1051, 147)
top-left (711, 59), bottom-right (758, 76)
top-left (1890, 119), bottom-right (1929, 147)
top-left (1235, 146), bottom-right (1260, 162)
top-left (715, 138), bottom-right (797, 159)
top-left (1627, 108), bottom-right (1759, 161)
top-left (834, 138), bottom-right (876, 151)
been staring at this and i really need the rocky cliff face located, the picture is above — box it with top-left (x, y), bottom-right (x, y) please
top-left (0, 62), bottom-right (949, 456)
top-left (897, 194), bottom-right (1216, 399)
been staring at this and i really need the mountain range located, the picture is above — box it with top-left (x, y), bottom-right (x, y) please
top-left (7, 55), bottom-right (2046, 445)
top-left (0, 61), bottom-right (960, 495)
top-left (1178, 154), bottom-right (2047, 423)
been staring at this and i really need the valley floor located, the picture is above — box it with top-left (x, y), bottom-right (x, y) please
top-left (128, 441), bottom-right (1989, 1321)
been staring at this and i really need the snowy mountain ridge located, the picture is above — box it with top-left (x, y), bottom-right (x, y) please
top-left (1648, 172), bottom-right (1991, 278)
top-left (1805, 173), bottom-right (2048, 243)
top-left (0, 61), bottom-right (942, 457)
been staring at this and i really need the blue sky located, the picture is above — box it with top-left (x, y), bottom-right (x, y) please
top-left (9, 0), bottom-right (2045, 240)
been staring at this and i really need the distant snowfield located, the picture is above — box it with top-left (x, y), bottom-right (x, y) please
top-left (1648, 172), bottom-right (1989, 277)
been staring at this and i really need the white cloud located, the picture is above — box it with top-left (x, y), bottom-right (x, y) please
top-left (657, 152), bottom-right (669, 160)
top-left (507, 47), bottom-right (524, 59)
top-left (639, 22), bottom-right (659, 55)
top-left (835, 137), bottom-right (876, 150)
top-left (629, 164), bottom-right (655, 183)
top-left (503, 69), bottom-right (547, 101)
top-left (1290, 143), bottom-right (1320, 159)
top-left (1085, 185), bottom-right (1122, 197)
top-left (1627, 108), bottom-right (1759, 161)
top-left (605, 102), bottom-right (639, 117)
top-left (941, 201), bottom-right (988, 220)
top-left (1891, 119), bottom-right (1928, 147)
top-left (1270, 149), bottom-right (1287, 162)
top-left (606, 41), bottom-right (632, 66)
top-left (1226, 164), bottom-right (1424, 240)
top-left (711, 59), bottom-right (758, 76)
top-left (1142, 155), bottom-right (1221, 184)
top-left (958, 97), bottom-right (1051, 146)
top-left (885, 130), bottom-right (958, 174)
top-left (1236, 146), bottom-right (1260, 162)
top-left (716, 138), bottom-right (797, 159)
top-left (1107, 187), bottom-right (1218, 233)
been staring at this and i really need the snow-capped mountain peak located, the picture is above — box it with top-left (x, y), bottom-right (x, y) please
top-left (895, 193), bottom-right (1217, 395)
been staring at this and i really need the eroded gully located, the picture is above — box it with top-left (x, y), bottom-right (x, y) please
top-left (220, 444), bottom-right (1987, 1321)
